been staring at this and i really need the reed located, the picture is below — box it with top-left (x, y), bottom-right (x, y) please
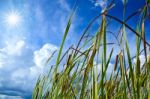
top-left (32, 0), bottom-right (150, 98)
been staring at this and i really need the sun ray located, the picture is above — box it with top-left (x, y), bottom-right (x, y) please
top-left (3, 10), bottom-right (22, 28)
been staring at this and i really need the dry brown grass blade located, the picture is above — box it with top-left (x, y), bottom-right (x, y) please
top-left (114, 55), bottom-right (119, 71)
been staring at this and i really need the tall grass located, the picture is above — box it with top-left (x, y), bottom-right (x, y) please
top-left (32, 0), bottom-right (150, 99)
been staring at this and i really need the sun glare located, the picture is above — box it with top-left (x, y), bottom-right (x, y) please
top-left (4, 11), bottom-right (21, 27)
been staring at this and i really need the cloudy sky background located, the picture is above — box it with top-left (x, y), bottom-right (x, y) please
top-left (0, 0), bottom-right (149, 98)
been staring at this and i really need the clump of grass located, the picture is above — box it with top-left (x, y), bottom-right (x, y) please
top-left (32, 0), bottom-right (150, 99)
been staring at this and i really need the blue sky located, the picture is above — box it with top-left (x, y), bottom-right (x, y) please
top-left (0, 0), bottom-right (149, 98)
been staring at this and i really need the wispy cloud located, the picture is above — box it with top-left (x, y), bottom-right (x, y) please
top-left (0, 40), bottom-right (25, 56)
top-left (90, 0), bottom-right (108, 12)
top-left (57, 0), bottom-right (71, 12)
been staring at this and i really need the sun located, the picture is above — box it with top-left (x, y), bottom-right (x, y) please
top-left (7, 13), bottom-right (20, 25)
top-left (4, 10), bottom-right (21, 27)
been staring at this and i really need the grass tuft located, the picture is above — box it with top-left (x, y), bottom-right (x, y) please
top-left (32, 0), bottom-right (150, 99)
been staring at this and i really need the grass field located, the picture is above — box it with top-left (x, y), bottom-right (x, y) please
top-left (32, 0), bottom-right (150, 99)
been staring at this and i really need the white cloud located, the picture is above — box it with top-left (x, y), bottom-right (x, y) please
top-left (0, 39), bottom-right (26, 69)
top-left (95, 62), bottom-right (114, 78)
top-left (95, 0), bottom-right (107, 7)
top-left (0, 40), bottom-right (25, 56)
top-left (33, 43), bottom-right (58, 68)
top-left (91, 0), bottom-right (108, 12)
